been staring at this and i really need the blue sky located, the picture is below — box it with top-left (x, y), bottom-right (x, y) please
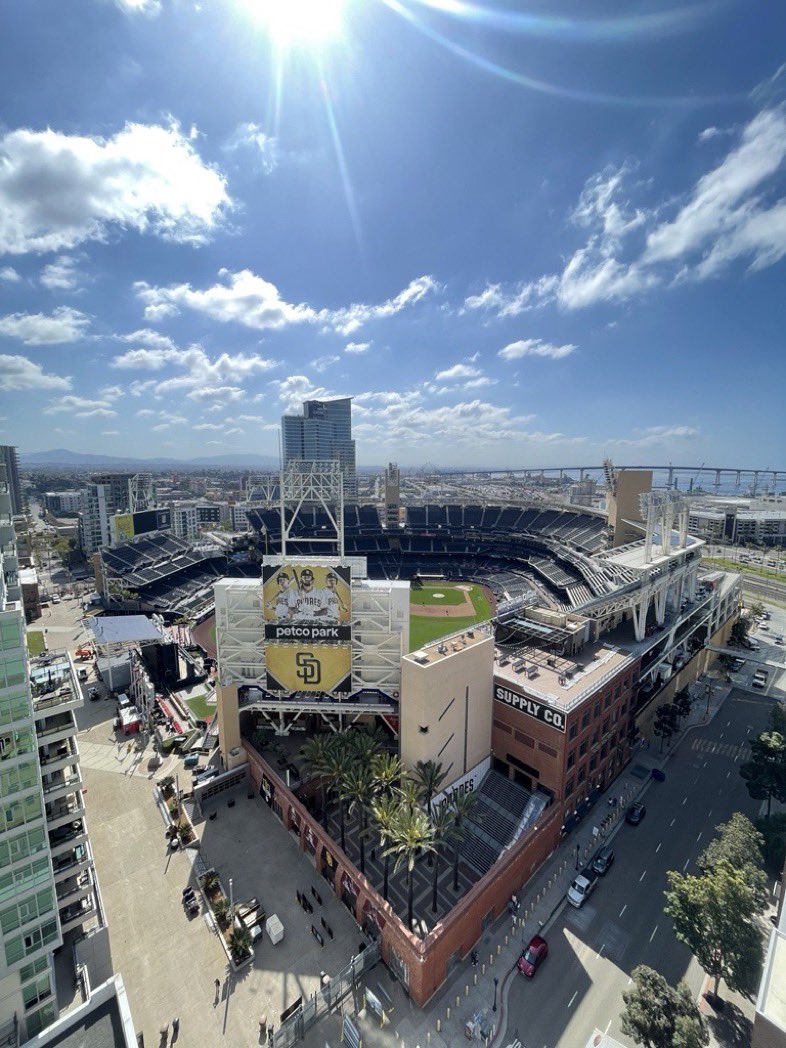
top-left (0, 0), bottom-right (785, 467)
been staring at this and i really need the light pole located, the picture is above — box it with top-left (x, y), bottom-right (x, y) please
top-left (492, 976), bottom-right (499, 1012)
top-left (705, 682), bottom-right (712, 716)
top-left (229, 878), bottom-right (234, 923)
top-left (575, 843), bottom-right (580, 870)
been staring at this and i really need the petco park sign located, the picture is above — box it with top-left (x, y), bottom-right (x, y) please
top-left (494, 685), bottom-right (566, 732)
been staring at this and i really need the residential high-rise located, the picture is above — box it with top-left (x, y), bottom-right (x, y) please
top-left (384, 462), bottom-right (400, 530)
top-left (281, 398), bottom-right (357, 500)
top-left (0, 469), bottom-right (105, 1041)
top-left (0, 446), bottom-right (24, 516)
top-left (79, 473), bottom-right (154, 555)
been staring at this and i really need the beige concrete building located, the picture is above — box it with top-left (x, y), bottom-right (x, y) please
top-left (606, 469), bottom-right (652, 547)
top-left (400, 626), bottom-right (494, 795)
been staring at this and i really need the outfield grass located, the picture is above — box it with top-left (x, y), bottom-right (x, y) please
top-left (27, 631), bottom-right (46, 656)
top-left (184, 692), bottom-right (216, 722)
top-left (409, 583), bottom-right (492, 651)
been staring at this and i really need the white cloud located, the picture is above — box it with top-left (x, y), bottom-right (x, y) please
top-left (135, 270), bottom-right (439, 334)
top-left (607, 424), bottom-right (700, 448)
top-left (464, 105), bottom-right (786, 313)
top-left (435, 363), bottom-right (482, 381)
top-left (100, 385), bottom-right (124, 401)
top-left (0, 306), bottom-right (90, 345)
top-left (135, 408), bottom-right (155, 417)
top-left (0, 267), bottom-right (20, 282)
top-left (0, 355), bottom-right (71, 391)
top-left (40, 256), bottom-right (83, 292)
top-left (101, 430), bottom-right (120, 436)
top-left (193, 422), bottom-right (225, 431)
top-left (0, 121), bottom-right (229, 255)
top-left (271, 375), bottom-right (331, 412)
top-left (187, 386), bottom-right (245, 404)
top-left (310, 354), bottom-right (340, 373)
top-left (344, 341), bottom-right (371, 354)
top-left (43, 394), bottom-right (116, 417)
top-left (498, 339), bottom-right (576, 361)
top-left (224, 122), bottom-right (278, 173)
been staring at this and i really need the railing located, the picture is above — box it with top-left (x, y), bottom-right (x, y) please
top-left (273, 944), bottom-right (380, 1047)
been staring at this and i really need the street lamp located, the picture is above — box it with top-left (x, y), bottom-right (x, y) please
top-left (229, 877), bottom-right (234, 923)
top-left (575, 843), bottom-right (581, 870)
top-left (705, 682), bottom-right (713, 715)
top-left (492, 976), bottom-right (499, 1012)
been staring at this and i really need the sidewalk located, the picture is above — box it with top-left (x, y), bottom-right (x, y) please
top-left (303, 681), bottom-right (730, 1048)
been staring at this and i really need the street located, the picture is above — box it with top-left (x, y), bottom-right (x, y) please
top-left (503, 687), bottom-right (776, 1048)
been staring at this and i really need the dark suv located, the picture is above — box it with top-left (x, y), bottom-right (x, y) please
top-left (592, 845), bottom-right (615, 875)
top-left (626, 802), bottom-right (646, 825)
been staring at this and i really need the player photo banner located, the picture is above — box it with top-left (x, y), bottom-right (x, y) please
top-left (265, 644), bottom-right (352, 694)
top-left (262, 563), bottom-right (352, 643)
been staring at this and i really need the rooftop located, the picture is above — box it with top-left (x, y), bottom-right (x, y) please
top-left (404, 623), bottom-right (494, 666)
top-left (494, 641), bottom-right (633, 710)
top-left (87, 615), bottom-right (166, 647)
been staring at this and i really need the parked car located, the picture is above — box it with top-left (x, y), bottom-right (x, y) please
top-left (88, 687), bottom-right (100, 702)
top-left (567, 867), bottom-right (598, 908)
top-left (732, 659), bottom-right (745, 671)
top-left (592, 846), bottom-right (615, 876)
top-left (626, 802), bottom-right (646, 825)
top-left (517, 934), bottom-right (548, 977)
top-left (753, 671), bottom-right (768, 689)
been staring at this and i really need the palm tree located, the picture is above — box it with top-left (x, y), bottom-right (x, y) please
top-left (323, 739), bottom-right (354, 852)
top-left (413, 760), bottom-right (449, 818)
top-left (371, 752), bottom-right (402, 797)
top-left (397, 775), bottom-right (421, 815)
top-left (413, 760), bottom-right (449, 866)
top-left (341, 764), bottom-right (375, 875)
top-left (429, 804), bottom-right (457, 913)
top-left (228, 925), bottom-right (252, 959)
top-left (384, 805), bottom-right (434, 931)
top-left (300, 733), bottom-right (334, 828)
top-left (450, 791), bottom-right (479, 892)
top-left (371, 794), bottom-right (399, 901)
top-left (349, 726), bottom-right (385, 766)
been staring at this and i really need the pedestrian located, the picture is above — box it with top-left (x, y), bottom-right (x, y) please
top-left (592, 825), bottom-right (599, 840)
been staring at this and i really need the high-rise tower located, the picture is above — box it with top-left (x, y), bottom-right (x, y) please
top-left (281, 398), bottom-right (357, 501)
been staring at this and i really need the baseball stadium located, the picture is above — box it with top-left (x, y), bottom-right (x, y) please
top-left (203, 462), bottom-right (741, 1007)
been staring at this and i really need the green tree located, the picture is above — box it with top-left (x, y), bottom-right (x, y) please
top-left (341, 765), bottom-right (375, 875)
top-left (730, 617), bottom-right (751, 646)
top-left (300, 733), bottom-right (334, 828)
top-left (412, 760), bottom-right (449, 818)
top-left (621, 965), bottom-right (708, 1048)
top-left (384, 805), bottom-right (434, 931)
top-left (323, 739), bottom-right (354, 852)
top-left (698, 813), bottom-right (767, 906)
top-left (740, 731), bottom-right (786, 819)
top-left (673, 690), bottom-right (692, 722)
top-left (450, 791), bottom-right (479, 892)
top-left (371, 752), bottom-right (402, 797)
top-left (429, 804), bottom-right (457, 913)
top-left (654, 704), bottom-right (679, 753)
top-left (371, 794), bottom-right (400, 902)
top-left (748, 600), bottom-right (765, 620)
top-left (665, 862), bottom-right (763, 998)
top-left (769, 700), bottom-right (786, 736)
top-left (228, 925), bottom-right (252, 959)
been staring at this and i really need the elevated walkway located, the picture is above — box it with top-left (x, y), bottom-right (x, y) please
top-left (707, 645), bottom-right (786, 671)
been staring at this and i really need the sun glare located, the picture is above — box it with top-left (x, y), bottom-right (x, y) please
top-left (244, 0), bottom-right (346, 46)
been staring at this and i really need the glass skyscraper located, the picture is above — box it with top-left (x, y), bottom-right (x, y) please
top-left (281, 397), bottom-right (357, 501)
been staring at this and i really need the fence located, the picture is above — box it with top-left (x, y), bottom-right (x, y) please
top-left (273, 943), bottom-right (380, 1048)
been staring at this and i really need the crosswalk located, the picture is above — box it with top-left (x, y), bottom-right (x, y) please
top-left (691, 737), bottom-right (750, 761)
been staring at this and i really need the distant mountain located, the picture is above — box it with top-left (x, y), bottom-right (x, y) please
top-left (20, 448), bottom-right (280, 469)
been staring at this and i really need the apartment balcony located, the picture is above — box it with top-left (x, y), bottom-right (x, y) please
top-left (58, 900), bottom-right (97, 935)
top-left (56, 871), bottom-right (94, 911)
top-left (32, 687), bottom-right (81, 720)
top-left (46, 799), bottom-right (86, 833)
top-left (48, 822), bottom-right (88, 858)
top-left (52, 844), bottom-right (93, 883)
top-left (38, 741), bottom-right (79, 775)
top-left (41, 771), bottom-right (83, 805)
top-left (35, 712), bottom-right (78, 749)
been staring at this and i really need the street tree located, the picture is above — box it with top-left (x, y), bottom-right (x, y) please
top-left (665, 862), bottom-right (763, 998)
top-left (673, 690), bottom-right (692, 722)
top-left (653, 704), bottom-right (679, 753)
top-left (698, 813), bottom-right (767, 906)
top-left (748, 600), bottom-right (765, 619)
top-left (341, 764), bottom-right (375, 875)
top-left (770, 700), bottom-right (786, 736)
top-left (620, 965), bottom-right (708, 1048)
top-left (371, 794), bottom-right (400, 902)
top-left (740, 731), bottom-right (786, 819)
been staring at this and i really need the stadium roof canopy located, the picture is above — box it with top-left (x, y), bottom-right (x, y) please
top-left (87, 615), bottom-right (165, 647)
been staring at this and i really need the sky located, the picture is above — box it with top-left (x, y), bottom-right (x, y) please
top-left (0, 0), bottom-right (785, 468)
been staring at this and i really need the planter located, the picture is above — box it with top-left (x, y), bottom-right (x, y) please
top-left (198, 869), bottom-right (254, 972)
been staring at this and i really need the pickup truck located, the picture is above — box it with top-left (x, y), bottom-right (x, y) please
top-left (567, 866), bottom-right (598, 908)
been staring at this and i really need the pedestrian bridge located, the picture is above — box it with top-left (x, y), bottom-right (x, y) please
top-left (707, 645), bottom-right (786, 671)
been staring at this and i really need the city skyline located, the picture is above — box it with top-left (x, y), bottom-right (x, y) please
top-left (0, 1), bottom-right (785, 467)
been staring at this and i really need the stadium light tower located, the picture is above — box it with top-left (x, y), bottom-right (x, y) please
top-left (639, 490), bottom-right (691, 562)
top-left (280, 459), bottom-right (345, 560)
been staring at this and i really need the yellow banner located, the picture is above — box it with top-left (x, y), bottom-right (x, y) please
top-left (265, 644), bottom-right (351, 694)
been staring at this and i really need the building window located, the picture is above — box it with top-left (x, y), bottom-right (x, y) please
top-left (569, 723), bottom-right (578, 740)
top-left (589, 756), bottom-right (597, 772)
top-left (592, 729), bottom-right (599, 746)
top-left (514, 731), bottom-right (535, 748)
top-left (602, 717), bottom-right (610, 735)
top-left (577, 765), bottom-right (586, 784)
top-left (581, 712), bottom-right (590, 729)
top-left (567, 750), bottom-right (576, 769)
top-left (579, 740), bottom-right (588, 757)
top-left (538, 742), bottom-right (558, 758)
top-left (593, 702), bottom-right (601, 720)
top-left (564, 779), bottom-right (574, 798)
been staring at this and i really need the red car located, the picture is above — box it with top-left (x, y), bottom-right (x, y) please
top-left (517, 935), bottom-right (548, 977)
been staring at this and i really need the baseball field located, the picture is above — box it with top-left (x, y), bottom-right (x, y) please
top-left (408, 581), bottom-right (494, 651)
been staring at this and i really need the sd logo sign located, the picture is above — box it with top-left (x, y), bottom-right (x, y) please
top-left (295, 651), bottom-right (321, 686)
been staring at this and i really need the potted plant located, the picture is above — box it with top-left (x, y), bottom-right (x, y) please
top-left (213, 898), bottom-right (230, 926)
top-left (228, 926), bottom-right (252, 961)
